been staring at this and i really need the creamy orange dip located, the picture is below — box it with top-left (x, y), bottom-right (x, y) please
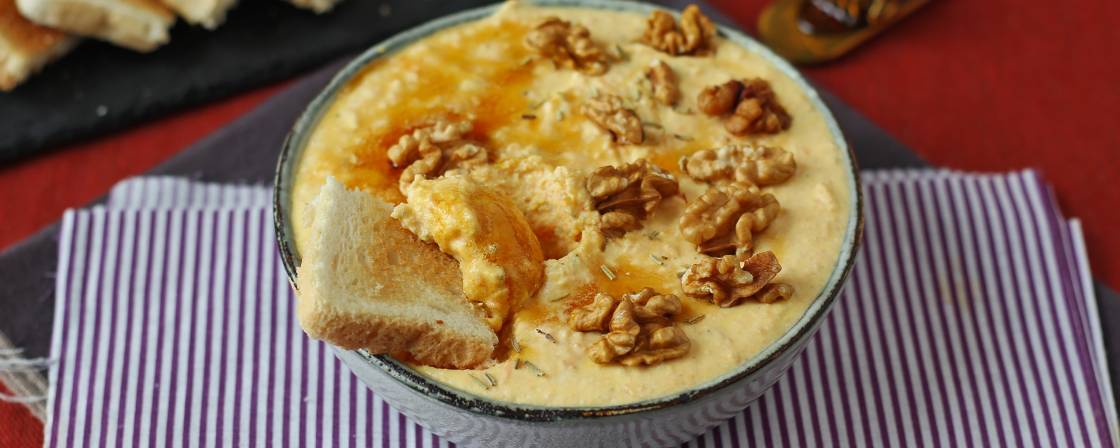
top-left (291, 2), bottom-right (851, 406)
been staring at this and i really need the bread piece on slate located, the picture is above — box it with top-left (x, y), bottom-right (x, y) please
top-left (159, 0), bottom-right (236, 29)
top-left (285, 0), bottom-right (342, 14)
top-left (0, 0), bottom-right (76, 90)
top-left (15, 0), bottom-right (174, 52)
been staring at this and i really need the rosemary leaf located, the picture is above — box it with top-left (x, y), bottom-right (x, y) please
top-left (523, 360), bottom-right (547, 377)
top-left (535, 328), bottom-right (558, 344)
top-left (469, 374), bottom-right (491, 389)
top-left (600, 264), bottom-right (617, 281)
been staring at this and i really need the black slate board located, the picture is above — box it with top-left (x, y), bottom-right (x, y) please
top-left (0, 0), bottom-right (493, 165)
top-left (1, 0), bottom-right (1116, 414)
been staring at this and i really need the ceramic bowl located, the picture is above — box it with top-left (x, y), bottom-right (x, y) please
top-left (274, 1), bottom-right (863, 446)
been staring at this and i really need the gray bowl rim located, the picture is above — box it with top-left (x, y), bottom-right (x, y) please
top-left (273, 0), bottom-right (864, 423)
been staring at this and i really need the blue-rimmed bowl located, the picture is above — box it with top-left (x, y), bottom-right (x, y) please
top-left (274, 1), bottom-right (863, 446)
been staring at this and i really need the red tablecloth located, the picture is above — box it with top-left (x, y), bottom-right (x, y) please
top-left (1, 1), bottom-right (1118, 444)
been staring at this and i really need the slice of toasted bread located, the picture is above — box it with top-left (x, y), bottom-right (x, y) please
top-left (285, 0), bottom-right (341, 14)
top-left (158, 0), bottom-right (235, 29)
top-left (0, 0), bottom-right (76, 90)
top-left (15, 0), bottom-right (174, 52)
top-left (295, 177), bottom-right (498, 369)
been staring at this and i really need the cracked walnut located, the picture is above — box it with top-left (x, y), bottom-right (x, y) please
top-left (645, 60), bottom-right (679, 106)
top-left (525, 17), bottom-right (609, 75)
top-left (582, 94), bottom-right (644, 145)
top-left (679, 181), bottom-right (780, 256)
top-left (681, 145), bottom-right (796, 187)
top-left (587, 159), bottom-right (679, 236)
top-left (568, 288), bottom-right (691, 366)
top-left (698, 78), bottom-right (791, 136)
top-left (681, 251), bottom-right (791, 307)
top-left (642, 5), bottom-right (717, 56)
top-left (387, 119), bottom-right (489, 194)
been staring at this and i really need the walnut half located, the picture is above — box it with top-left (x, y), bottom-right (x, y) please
top-left (587, 159), bottom-right (679, 236)
top-left (568, 292), bottom-right (616, 332)
top-left (526, 17), bottom-right (608, 75)
top-left (569, 288), bottom-right (691, 366)
top-left (387, 119), bottom-right (489, 194)
top-left (681, 251), bottom-right (789, 307)
top-left (682, 145), bottom-right (797, 187)
top-left (645, 60), bottom-right (679, 106)
top-left (582, 94), bottom-right (643, 145)
top-left (625, 287), bottom-right (683, 323)
top-left (698, 78), bottom-right (791, 136)
top-left (588, 299), bottom-right (640, 363)
top-left (756, 283), bottom-right (794, 304)
top-left (679, 181), bottom-right (780, 256)
top-left (642, 5), bottom-right (717, 56)
top-left (617, 323), bottom-right (691, 367)
top-left (697, 80), bottom-right (741, 116)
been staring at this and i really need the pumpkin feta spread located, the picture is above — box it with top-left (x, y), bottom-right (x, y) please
top-left (290, 1), bottom-right (852, 406)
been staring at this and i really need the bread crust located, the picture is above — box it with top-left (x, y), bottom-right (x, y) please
top-left (297, 289), bottom-right (496, 369)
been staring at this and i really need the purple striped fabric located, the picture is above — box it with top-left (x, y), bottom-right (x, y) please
top-left (46, 171), bottom-right (1117, 447)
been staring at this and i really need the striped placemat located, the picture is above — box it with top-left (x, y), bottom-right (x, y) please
top-left (45, 170), bottom-right (1117, 447)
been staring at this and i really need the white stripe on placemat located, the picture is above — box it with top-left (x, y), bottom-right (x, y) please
top-left (107, 177), bottom-right (271, 209)
top-left (47, 171), bottom-right (1117, 447)
top-left (1070, 221), bottom-right (1119, 441)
